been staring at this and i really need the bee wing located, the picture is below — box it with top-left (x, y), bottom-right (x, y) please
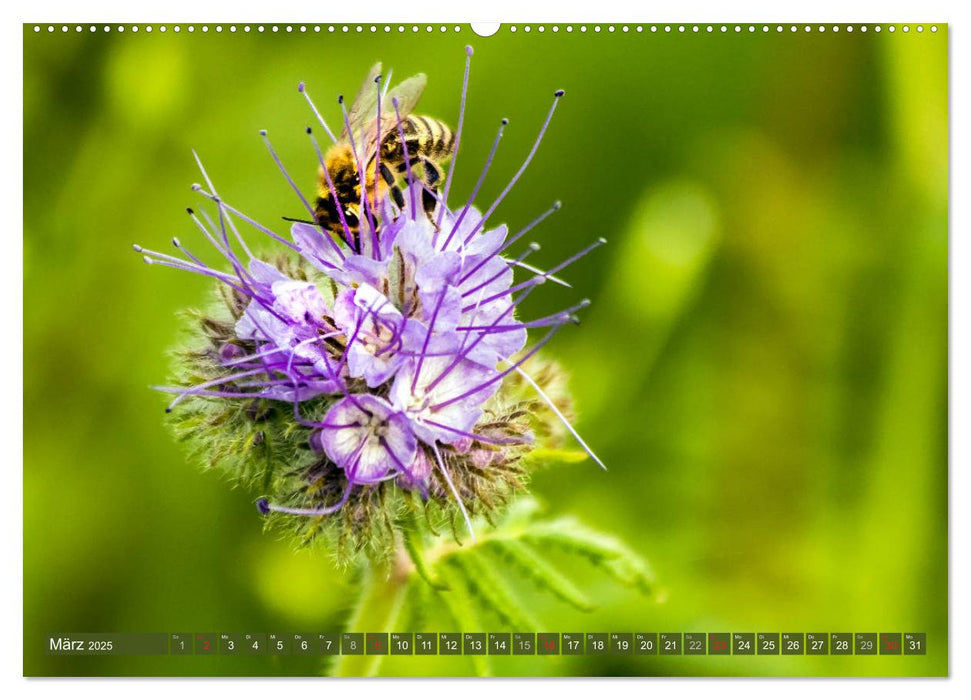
top-left (381, 73), bottom-right (427, 121)
top-left (358, 73), bottom-right (428, 164)
top-left (342, 62), bottom-right (383, 140)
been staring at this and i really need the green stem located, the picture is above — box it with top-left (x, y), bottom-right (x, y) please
top-left (330, 548), bottom-right (412, 677)
top-left (402, 515), bottom-right (449, 590)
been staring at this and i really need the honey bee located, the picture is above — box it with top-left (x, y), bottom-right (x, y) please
top-left (314, 63), bottom-right (454, 246)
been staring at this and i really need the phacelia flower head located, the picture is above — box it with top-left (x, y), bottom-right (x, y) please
top-left (140, 47), bottom-right (605, 561)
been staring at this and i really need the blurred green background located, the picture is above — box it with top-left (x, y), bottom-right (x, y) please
top-left (23, 24), bottom-right (947, 676)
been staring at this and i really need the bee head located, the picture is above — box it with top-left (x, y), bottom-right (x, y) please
top-left (312, 190), bottom-right (360, 246)
top-left (313, 191), bottom-right (341, 229)
top-left (343, 203), bottom-right (361, 230)
top-left (324, 145), bottom-right (362, 194)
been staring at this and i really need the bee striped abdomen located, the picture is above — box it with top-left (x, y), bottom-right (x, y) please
top-left (381, 115), bottom-right (454, 168)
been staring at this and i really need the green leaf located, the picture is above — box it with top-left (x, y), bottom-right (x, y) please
top-left (442, 551), bottom-right (539, 631)
top-left (523, 516), bottom-right (654, 595)
top-left (321, 496), bottom-right (655, 677)
top-left (482, 539), bottom-right (596, 612)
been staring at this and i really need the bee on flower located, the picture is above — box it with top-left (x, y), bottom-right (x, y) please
top-left (138, 47), bottom-right (606, 561)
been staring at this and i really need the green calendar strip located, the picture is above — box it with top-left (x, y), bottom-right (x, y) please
top-left (46, 632), bottom-right (927, 656)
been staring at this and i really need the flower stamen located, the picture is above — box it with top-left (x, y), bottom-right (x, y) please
top-left (460, 89), bottom-right (565, 246)
top-left (257, 485), bottom-right (352, 517)
top-left (337, 95), bottom-right (378, 235)
top-left (439, 117), bottom-right (507, 250)
top-left (432, 442), bottom-right (476, 544)
top-left (297, 81), bottom-right (338, 144)
top-left (460, 237), bottom-right (606, 311)
top-left (436, 45), bottom-right (473, 229)
top-left (430, 323), bottom-right (565, 411)
top-left (305, 126), bottom-right (353, 256)
top-left (259, 129), bottom-right (318, 222)
top-left (457, 200), bottom-right (561, 286)
top-left (391, 97), bottom-right (418, 219)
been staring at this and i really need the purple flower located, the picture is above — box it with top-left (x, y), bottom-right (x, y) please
top-left (390, 354), bottom-right (500, 446)
top-left (332, 284), bottom-right (416, 388)
top-left (142, 50), bottom-right (606, 544)
top-left (398, 447), bottom-right (434, 492)
top-left (316, 394), bottom-right (417, 484)
top-left (236, 278), bottom-right (327, 347)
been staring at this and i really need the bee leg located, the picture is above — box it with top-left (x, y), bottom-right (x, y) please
top-left (421, 188), bottom-right (438, 217)
top-left (420, 159), bottom-right (442, 217)
top-left (378, 162), bottom-right (406, 209)
top-left (396, 157), bottom-right (422, 173)
top-left (421, 158), bottom-right (442, 187)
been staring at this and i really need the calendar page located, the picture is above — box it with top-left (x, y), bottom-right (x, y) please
top-left (22, 20), bottom-right (948, 678)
